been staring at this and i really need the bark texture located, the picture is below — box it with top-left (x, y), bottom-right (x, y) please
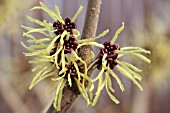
top-left (79, 0), bottom-right (102, 62)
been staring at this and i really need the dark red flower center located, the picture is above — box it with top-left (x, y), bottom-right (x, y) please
top-left (67, 63), bottom-right (78, 76)
top-left (97, 41), bottom-right (120, 69)
top-left (64, 36), bottom-right (78, 54)
top-left (63, 18), bottom-right (76, 34)
top-left (53, 18), bottom-right (76, 35)
top-left (59, 62), bottom-right (84, 80)
top-left (53, 21), bottom-right (64, 35)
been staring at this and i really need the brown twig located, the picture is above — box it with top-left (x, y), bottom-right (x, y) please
top-left (46, 0), bottom-right (102, 113)
top-left (79, 0), bottom-right (102, 62)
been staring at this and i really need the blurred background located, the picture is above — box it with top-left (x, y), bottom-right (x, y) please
top-left (0, 0), bottom-right (170, 113)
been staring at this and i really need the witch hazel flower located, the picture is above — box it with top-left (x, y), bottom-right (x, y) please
top-left (53, 18), bottom-right (77, 35)
top-left (21, 2), bottom-right (111, 111)
top-left (87, 22), bottom-right (151, 106)
top-left (21, 1), bottom-right (151, 111)
top-left (52, 4), bottom-right (82, 37)
top-left (51, 58), bottom-right (93, 108)
top-left (53, 20), bottom-right (64, 35)
top-left (52, 60), bottom-right (88, 105)
top-left (64, 36), bottom-right (78, 54)
top-left (21, 2), bottom-right (93, 111)
top-left (97, 41), bottom-right (120, 69)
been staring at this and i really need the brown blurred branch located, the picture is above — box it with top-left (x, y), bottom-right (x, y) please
top-left (46, 0), bottom-right (102, 113)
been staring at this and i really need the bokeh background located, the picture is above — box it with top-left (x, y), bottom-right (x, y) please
top-left (0, 0), bottom-right (170, 113)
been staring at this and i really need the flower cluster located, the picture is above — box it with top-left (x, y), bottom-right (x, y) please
top-left (21, 2), bottom-right (151, 111)
top-left (87, 22), bottom-right (151, 106)
top-left (97, 41), bottom-right (120, 69)
top-left (53, 18), bottom-right (76, 35)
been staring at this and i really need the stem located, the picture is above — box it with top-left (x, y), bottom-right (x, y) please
top-left (79, 0), bottom-right (102, 63)
top-left (46, 84), bottom-right (80, 113)
top-left (46, 0), bottom-right (102, 113)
